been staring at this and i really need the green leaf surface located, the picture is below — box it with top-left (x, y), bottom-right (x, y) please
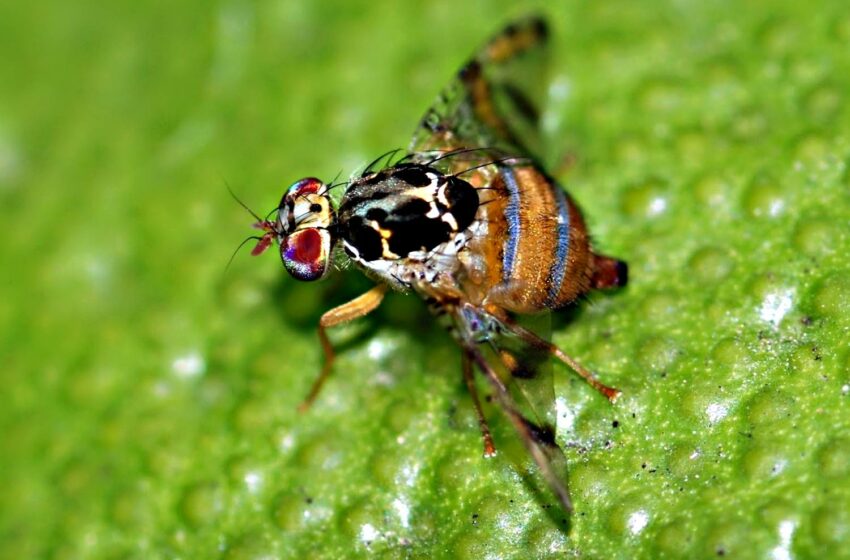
top-left (2, 1), bottom-right (849, 558)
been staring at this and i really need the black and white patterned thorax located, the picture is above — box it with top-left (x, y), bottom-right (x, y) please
top-left (337, 164), bottom-right (480, 290)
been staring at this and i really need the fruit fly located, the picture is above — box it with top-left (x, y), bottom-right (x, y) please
top-left (245, 16), bottom-right (627, 514)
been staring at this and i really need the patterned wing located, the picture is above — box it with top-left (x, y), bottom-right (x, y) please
top-left (450, 304), bottom-right (575, 515)
top-left (495, 312), bottom-right (557, 432)
top-left (410, 16), bottom-right (550, 159)
top-left (477, 306), bottom-right (621, 515)
top-left (487, 313), bottom-right (574, 513)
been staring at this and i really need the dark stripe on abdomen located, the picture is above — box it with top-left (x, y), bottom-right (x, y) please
top-left (500, 166), bottom-right (522, 283)
top-left (544, 187), bottom-right (571, 306)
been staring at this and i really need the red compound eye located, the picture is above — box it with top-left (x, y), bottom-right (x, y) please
top-left (282, 177), bottom-right (324, 206)
top-left (281, 228), bottom-right (331, 281)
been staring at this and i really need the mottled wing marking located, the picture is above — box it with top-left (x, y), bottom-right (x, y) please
top-left (456, 308), bottom-right (574, 513)
top-left (410, 16), bottom-right (550, 157)
top-left (495, 312), bottom-right (557, 438)
top-left (408, 17), bottom-right (579, 513)
top-left (490, 311), bottom-right (576, 514)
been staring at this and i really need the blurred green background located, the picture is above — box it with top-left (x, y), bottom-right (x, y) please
top-left (2, 0), bottom-right (849, 558)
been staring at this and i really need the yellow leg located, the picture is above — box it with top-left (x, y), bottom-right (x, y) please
top-left (484, 304), bottom-right (621, 403)
top-left (298, 284), bottom-right (388, 412)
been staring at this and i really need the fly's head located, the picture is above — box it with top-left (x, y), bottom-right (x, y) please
top-left (252, 177), bottom-right (336, 281)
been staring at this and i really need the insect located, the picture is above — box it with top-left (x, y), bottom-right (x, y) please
top-left (244, 16), bottom-right (627, 514)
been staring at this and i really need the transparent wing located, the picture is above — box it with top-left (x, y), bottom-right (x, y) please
top-left (493, 312), bottom-right (556, 432)
top-left (451, 305), bottom-right (574, 514)
top-left (409, 16), bottom-right (550, 158)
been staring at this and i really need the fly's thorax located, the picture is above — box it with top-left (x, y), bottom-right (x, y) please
top-left (335, 164), bottom-right (480, 289)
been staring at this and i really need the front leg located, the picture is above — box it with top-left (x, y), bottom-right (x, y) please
top-left (299, 284), bottom-right (388, 412)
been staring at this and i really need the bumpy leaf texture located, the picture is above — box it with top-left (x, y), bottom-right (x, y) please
top-left (0, 0), bottom-right (848, 558)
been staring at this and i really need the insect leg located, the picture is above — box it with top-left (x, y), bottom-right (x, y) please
top-left (461, 352), bottom-right (497, 457)
top-left (299, 284), bottom-right (388, 412)
top-left (485, 305), bottom-right (621, 402)
top-left (463, 340), bottom-right (573, 513)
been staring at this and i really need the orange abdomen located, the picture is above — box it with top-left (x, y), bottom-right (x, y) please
top-left (459, 165), bottom-right (594, 313)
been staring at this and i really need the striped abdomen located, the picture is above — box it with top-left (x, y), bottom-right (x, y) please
top-left (461, 164), bottom-right (620, 314)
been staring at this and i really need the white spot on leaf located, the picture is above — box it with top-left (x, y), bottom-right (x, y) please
top-left (172, 351), bottom-right (206, 379)
top-left (359, 523), bottom-right (380, 544)
top-left (243, 471), bottom-right (262, 493)
top-left (392, 498), bottom-right (410, 528)
top-left (706, 402), bottom-right (728, 423)
top-left (759, 289), bottom-right (794, 327)
top-left (770, 519), bottom-right (796, 560)
top-left (627, 510), bottom-right (649, 535)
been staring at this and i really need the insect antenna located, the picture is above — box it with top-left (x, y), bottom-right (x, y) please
top-left (226, 181), bottom-right (265, 223)
top-left (224, 235), bottom-right (267, 274)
